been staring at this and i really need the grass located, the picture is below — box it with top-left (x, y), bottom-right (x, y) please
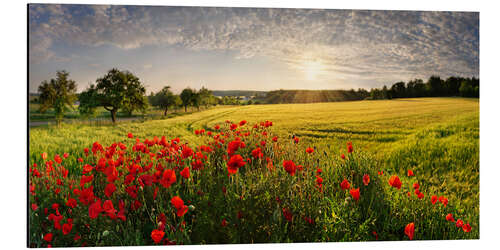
top-left (29, 97), bottom-right (479, 243)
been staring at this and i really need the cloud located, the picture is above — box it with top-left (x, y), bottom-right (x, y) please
top-left (28, 5), bottom-right (479, 85)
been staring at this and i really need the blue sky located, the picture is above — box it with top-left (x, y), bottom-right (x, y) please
top-left (28, 4), bottom-right (479, 94)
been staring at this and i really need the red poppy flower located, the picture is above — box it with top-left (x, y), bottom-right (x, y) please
top-left (214, 124), bottom-right (220, 130)
top-left (42, 152), bottom-right (48, 160)
top-left (462, 223), bottom-right (471, 232)
top-left (151, 229), bottom-right (165, 244)
top-left (252, 147), bottom-right (263, 159)
top-left (446, 213), bottom-right (455, 222)
top-left (340, 179), bottom-right (350, 190)
top-left (62, 220), bottom-right (73, 235)
top-left (413, 182), bottom-right (420, 190)
top-left (283, 160), bottom-right (297, 176)
top-left (239, 120), bottom-right (247, 126)
top-left (456, 219), bottom-right (464, 228)
top-left (54, 154), bottom-right (62, 164)
top-left (230, 123), bottom-right (238, 130)
top-left (350, 188), bottom-right (360, 201)
top-left (89, 200), bottom-right (102, 219)
top-left (431, 195), bottom-right (438, 204)
top-left (341, 154), bottom-right (345, 159)
top-left (180, 167), bottom-right (190, 179)
top-left (440, 197), bottom-right (448, 207)
top-left (347, 144), bottom-right (353, 153)
top-left (103, 200), bottom-right (117, 217)
top-left (160, 169), bottom-right (176, 188)
top-left (405, 223), bottom-right (415, 240)
top-left (294, 137), bottom-right (300, 144)
top-left (282, 207), bottom-right (293, 222)
top-left (407, 169), bottom-right (414, 176)
top-left (306, 147), bottom-right (314, 154)
top-left (126, 185), bottom-right (138, 199)
top-left (82, 164), bottom-right (93, 174)
top-left (171, 196), bottom-right (184, 210)
top-left (227, 154), bottom-right (246, 174)
top-left (316, 175), bottom-right (323, 186)
top-left (417, 192), bottom-right (424, 199)
top-left (363, 174), bottom-right (370, 186)
top-left (31, 203), bottom-right (38, 211)
top-left (128, 133), bottom-right (133, 138)
top-left (43, 233), bottom-right (53, 242)
top-left (66, 198), bottom-right (77, 208)
top-left (221, 218), bottom-right (228, 227)
top-left (388, 175), bottom-right (402, 189)
top-left (272, 136), bottom-right (278, 142)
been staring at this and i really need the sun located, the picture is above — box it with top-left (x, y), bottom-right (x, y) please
top-left (302, 60), bottom-right (325, 81)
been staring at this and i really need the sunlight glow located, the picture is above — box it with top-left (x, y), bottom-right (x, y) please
top-left (302, 60), bottom-right (326, 81)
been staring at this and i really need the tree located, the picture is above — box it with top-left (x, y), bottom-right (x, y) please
top-left (198, 87), bottom-right (213, 109)
top-left (154, 86), bottom-right (177, 116)
top-left (191, 91), bottom-right (201, 111)
top-left (78, 68), bottom-right (147, 123)
top-left (390, 81), bottom-right (406, 98)
top-left (180, 88), bottom-right (194, 112)
top-left (426, 76), bottom-right (444, 97)
top-left (37, 70), bottom-right (77, 125)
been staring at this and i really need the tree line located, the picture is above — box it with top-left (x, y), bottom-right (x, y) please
top-left (36, 69), bottom-right (220, 125)
top-left (369, 76), bottom-right (479, 100)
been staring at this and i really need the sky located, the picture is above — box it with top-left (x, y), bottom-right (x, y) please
top-left (28, 4), bottom-right (479, 94)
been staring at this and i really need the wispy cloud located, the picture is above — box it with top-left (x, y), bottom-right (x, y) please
top-left (28, 4), bottom-right (479, 89)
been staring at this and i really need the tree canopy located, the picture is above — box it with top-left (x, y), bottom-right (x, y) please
top-left (37, 70), bottom-right (77, 125)
top-left (78, 68), bottom-right (148, 123)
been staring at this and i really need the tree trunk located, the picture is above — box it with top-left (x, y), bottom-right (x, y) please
top-left (111, 109), bottom-right (117, 123)
top-left (184, 105), bottom-right (187, 112)
top-left (164, 107), bottom-right (168, 116)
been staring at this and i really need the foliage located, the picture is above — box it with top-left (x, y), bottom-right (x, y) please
top-left (78, 69), bottom-right (148, 123)
top-left (37, 71), bottom-right (77, 124)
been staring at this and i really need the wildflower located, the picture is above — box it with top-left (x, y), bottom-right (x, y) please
top-left (316, 168), bottom-right (322, 175)
top-left (103, 200), bottom-right (117, 218)
top-left (405, 223), bottom-right (415, 240)
top-left (363, 174), bottom-right (370, 186)
top-left (306, 147), bottom-right (314, 154)
top-left (126, 185), bottom-right (138, 199)
top-left (431, 195), bottom-right (438, 205)
top-left (62, 219), bottom-right (73, 235)
top-left (350, 188), bottom-right (360, 201)
top-left (407, 169), bottom-right (414, 176)
top-left (54, 155), bottom-right (62, 164)
top-left (128, 133), bottom-right (133, 138)
top-left (42, 152), bottom-right (48, 160)
top-left (340, 179), bottom-right (350, 190)
top-left (227, 154), bottom-right (246, 175)
top-left (462, 223), bottom-right (472, 232)
top-left (239, 120), bottom-right (247, 126)
top-left (89, 200), bottom-right (102, 219)
top-left (316, 176), bottom-right (323, 186)
top-left (31, 203), bottom-right (38, 211)
top-left (341, 154), bottom-right (345, 159)
top-left (446, 213), bottom-right (455, 222)
top-left (66, 198), bottom-right (77, 208)
top-left (151, 229), bottom-right (165, 244)
top-left (282, 207), bottom-right (293, 222)
top-left (456, 219), bottom-right (464, 228)
top-left (272, 136), bottom-right (278, 142)
top-left (171, 196), bottom-right (188, 217)
top-left (43, 233), bottom-right (53, 242)
top-left (251, 147), bottom-right (263, 159)
top-left (221, 218), bottom-right (228, 227)
top-left (160, 169), bottom-right (176, 188)
top-left (413, 182), bottom-right (420, 190)
top-left (180, 167), bottom-right (190, 179)
top-left (347, 144), bottom-right (353, 153)
top-left (388, 175), bottom-right (402, 189)
top-left (283, 160), bottom-right (297, 176)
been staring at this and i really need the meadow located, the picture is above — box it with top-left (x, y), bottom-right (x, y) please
top-left (28, 97), bottom-right (479, 246)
